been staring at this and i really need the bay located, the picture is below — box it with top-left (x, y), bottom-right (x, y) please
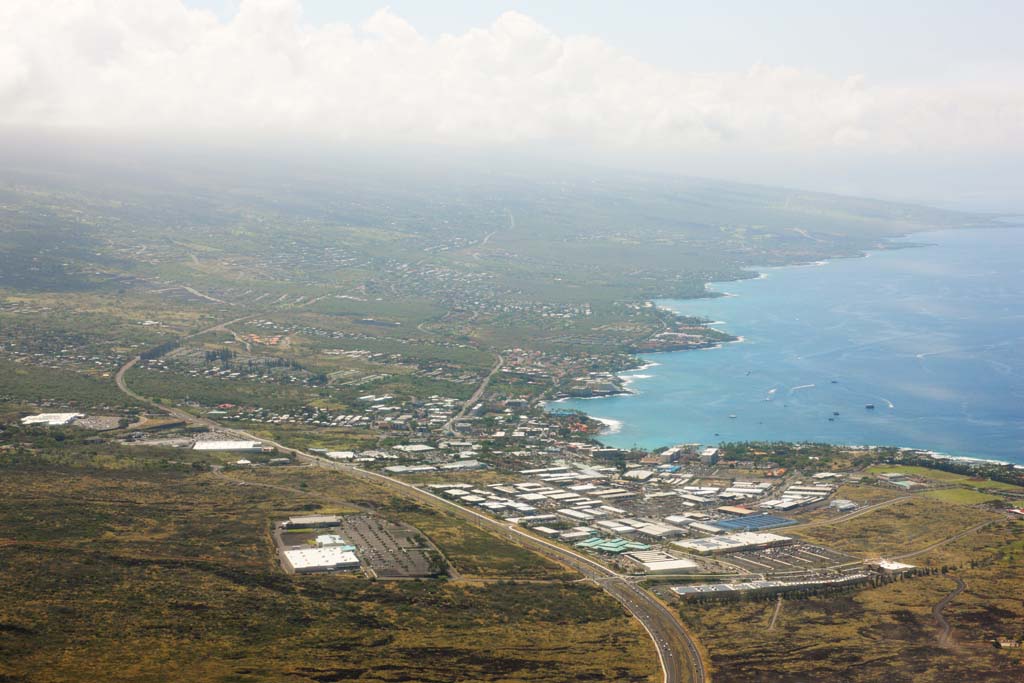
top-left (552, 227), bottom-right (1024, 463)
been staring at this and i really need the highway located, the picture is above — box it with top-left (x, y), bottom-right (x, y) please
top-left (113, 345), bottom-right (708, 683)
top-left (442, 352), bottom-right (504, 434)
top-left (316, 458), bottom-right (707, 683)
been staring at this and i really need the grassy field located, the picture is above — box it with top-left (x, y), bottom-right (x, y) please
top-left (0, 358), bottom-right (140, 409)
top-left (0, 455), bottom-right (657, 682)
top-left (793, 497), bottom-right (1001, 559)
top-left (922, 488), bottom-right (1004, 505)
top-left (866, 465), bottom-right (1024, 492)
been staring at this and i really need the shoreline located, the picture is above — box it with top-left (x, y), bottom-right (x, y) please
top-left (543, 226), bottom-right (1024, 466)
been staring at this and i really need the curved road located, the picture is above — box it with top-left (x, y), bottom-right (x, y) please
top-left (113, 344), bottom-right (706, 683)
top-left (933, 576), bottom-right (966, 647)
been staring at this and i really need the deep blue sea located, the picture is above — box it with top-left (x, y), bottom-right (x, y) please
top-left (553, 227), bottom-right (1024, 464)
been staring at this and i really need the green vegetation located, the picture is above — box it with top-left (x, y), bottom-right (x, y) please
top-left (794, 497), bottom-right (1000, 558)
top-left (866, 464), bottom-right (1024, 492)
top-left (922, 488), bottom-right (1004, 505)
top-left (0, 358), bottom-right (140, 409)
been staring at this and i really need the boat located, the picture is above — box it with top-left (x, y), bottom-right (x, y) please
top-left (865, 404), bottom-right (875, 410)
top-left (729, 414), bottom-right (737, 419)
top-left (833, 411), bottom-right (840, 416)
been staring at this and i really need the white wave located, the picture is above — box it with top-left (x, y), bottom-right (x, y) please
top-left (591, 417), bottom-right (623, 434)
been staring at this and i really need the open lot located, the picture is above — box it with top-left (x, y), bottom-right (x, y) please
top-left (793, 497), bottom-right (1001, 559)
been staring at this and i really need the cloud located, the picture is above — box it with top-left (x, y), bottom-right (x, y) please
top-left (1, 0), bottom-right (1022, 163)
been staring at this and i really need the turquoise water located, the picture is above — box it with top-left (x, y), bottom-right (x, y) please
top-left (553, 227), bottom-right (1024, 463)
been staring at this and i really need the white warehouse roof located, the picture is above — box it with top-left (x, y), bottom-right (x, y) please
top-left (193, 440), bottom-right (263, 451)
top-left (21, 413), bottom-right (83, 426)
top-left (283, 547), bottom-right (360, 573)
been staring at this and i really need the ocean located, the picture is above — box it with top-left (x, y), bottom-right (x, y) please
top-left (552, 227), bottom-right (1024, 464)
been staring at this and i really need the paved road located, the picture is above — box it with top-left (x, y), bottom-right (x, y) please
top-left (114, 342), bottom-right (707, 683)
top-left (321, 460), bottom-right (706, 683)
top-left (442, 353), bottom-right (503, 434)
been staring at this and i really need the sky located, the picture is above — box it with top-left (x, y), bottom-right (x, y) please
top-left (3, 0), bottom-right (1023, 208)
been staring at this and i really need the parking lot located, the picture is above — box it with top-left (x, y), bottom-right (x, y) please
top-left (339, 514), bottom-right (443, 578)
top-left (724, 542), bottom-right (854, 573)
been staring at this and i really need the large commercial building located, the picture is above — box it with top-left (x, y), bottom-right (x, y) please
top-left (192, 440), bottom-right (264, 452)
top-left (21, 413), bottom-right (83, 426)
top-left (283, 515), bottom-right (341, 529)
top-left (672, 531), bottom-right (793, 555)
top-left (282, 547), bottom-right (360, 574)
top-left (624, 550), bottom-right (699, 574)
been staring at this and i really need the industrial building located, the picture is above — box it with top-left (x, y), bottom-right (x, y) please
top-left (20, 412), bottom-right (83, 426)
top-left (709, 513), bottom-right (797, 532)
top-left (283, 515), bottom-right (341, 529)
top-left (192, 440), bottom-right (264, 452)
top-left (575, 537), bottom-right (651, 554)
top-left (672, 571), bottom-right (872, 599)
top-left (673, 531), bottom-right (793, 555)
top-left (625, 550), bottom-right (699, 574)
top-left (315, 534), bottom-right (356, 551)
top-left (282, 547), bottom-right (360, 574)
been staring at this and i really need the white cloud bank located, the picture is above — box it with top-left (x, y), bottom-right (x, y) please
top-left (1, 0), bottom-right (1022, 173)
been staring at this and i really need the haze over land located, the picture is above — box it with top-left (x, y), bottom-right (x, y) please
top-left (3, 0), bottom-right (1023, 207)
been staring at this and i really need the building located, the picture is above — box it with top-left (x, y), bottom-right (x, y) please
top-left (830, 499), bottom-right (857, 512)
top-left (326, 450), bottom-right (356, 460)
top-left (283, 515), bottom-right (341, 529)
top-left (699, 447), bottom-right (719, 465)
top-left (393, 444), bottom-right (435, 453)
top-left (20, 412), bottom-right (83, 426)
top-left (192, 440), bottom-right (264, 452)
top-left (865, 559), bottom-right (915, 573)
top-left (315, 534), bottom-right (356, 551)
top-left (625, 550), bottom-right (699, 574)
top-left (575, 537), bottom-right (651, 554)
top-left (673, 572), bottom-right (872, 599)
top-left (672, 531), bottom-right (793, 555)
top-left (709, 514), bottom-right (797, 532)
top-left (439, 459), bottom-right (484, 471)
top-left (282, 547), bottom-right (360, 573)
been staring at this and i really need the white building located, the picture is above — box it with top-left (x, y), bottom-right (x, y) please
top-left (21, 413), bottom-right (83, 426)
top-left (283, 515), bottom-right (340, 528)
top-left (283, 547), bottom-right (360, 573)
top-left (625, 550), bottom-right (699, 574)
top-left (193, 440), bottom-right (263, 452)
top-left (673, 532), bottom-right (793, 555)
